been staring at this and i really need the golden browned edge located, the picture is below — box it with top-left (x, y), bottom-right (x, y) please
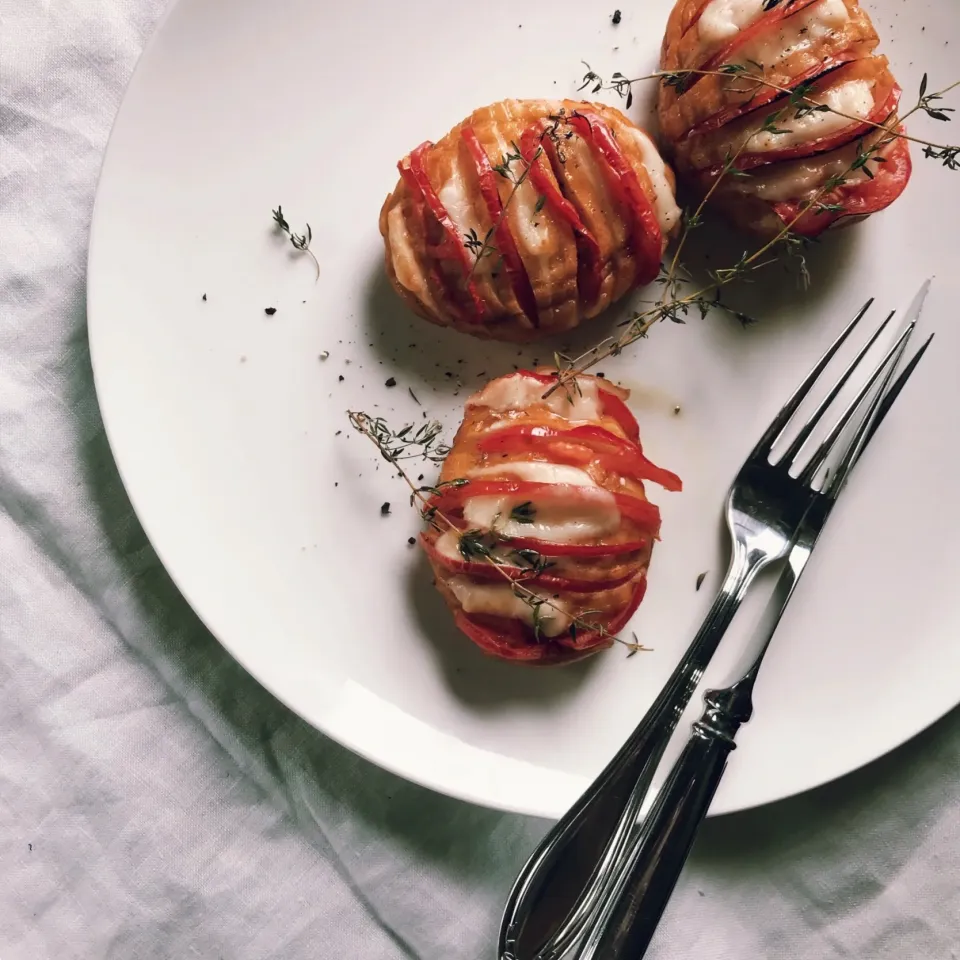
top-left (377, 191), bottom-right (441, 328)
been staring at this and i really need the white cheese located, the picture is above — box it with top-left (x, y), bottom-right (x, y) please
top-left (734, 0), bottom-right (849, 72)
top-left (467, 373), bottom-right (603, 421)
top-left (437, 172), bottom-right (490, 275)
top-left (467, 462), bottom-right (597, 486)
top-left (733, 135), bottom-right (878, 201)
top-left (488, 127), bottom-right (551, 257)
top-left (462, 490), bottom-right (620, 543)
top-left (698, 0), bottom-right (766, 46)
top-left (447, 577), bottom-right (573, 637)
top-left (434, 529), bottom-right (466, 563)
top-left (745, 80), bottom-right (874, 153)
top-left (626, 128), bottom-right (681, 236)
top-left (509, 180), bottom-right (551, 255)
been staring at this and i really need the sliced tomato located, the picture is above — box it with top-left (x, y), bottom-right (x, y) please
top-left (771, 134), bottom-right (912, 237)
top-left (403, 142), bottom-right (486, 321)
top-left (514, 369), bottom-right (642, 442)
top-left (565, 112), bottom-right (663, 288)
top-left (733, 83), bottom-right (901, 172)
top-left (477, 424), bottom-right (683, 492)
top-left (461, 127), bottom-right (539, 327)
top-left (520, 124), bottom-right (603, 305)
top-left (595, 389), bottom-right (641, 444)
top-left (397, 163), bottom-right (473, 324)
top-left (420, 532), bottom-right (637, 593)
top-left (452, 612), bottom-right (546, 661)
top-left (557, 577), bottom-right (648, 651)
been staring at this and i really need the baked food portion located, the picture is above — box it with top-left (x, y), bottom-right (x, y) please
top-left (380, 101), bottom-right (680, 342)
top-left (420, 370), bottom-right (681, 664)
top-left (658, 0), bottom-right (911, 238)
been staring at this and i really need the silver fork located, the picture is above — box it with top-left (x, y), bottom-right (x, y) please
top-left (498, 285), bottom-right (932, 960)
top-left (573, 287), bottom-right (933, 960)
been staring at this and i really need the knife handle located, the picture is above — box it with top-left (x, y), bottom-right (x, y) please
top-left (575, 686), bottom-right (748, 960)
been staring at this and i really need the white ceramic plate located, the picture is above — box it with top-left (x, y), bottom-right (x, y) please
top-left (88, 0), bottom-right (960, 818)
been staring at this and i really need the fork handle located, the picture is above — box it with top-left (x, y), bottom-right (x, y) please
top-left (573, 689), bottom-right (747, 960)
top-left (499, 551), bottom-right (762, 960)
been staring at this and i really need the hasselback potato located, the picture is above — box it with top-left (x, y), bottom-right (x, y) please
top-left (658, 0), bottom-right (911, 238)
top-left (380, 100), bottom-right (681, 342)
top-left (421, 370), bottom-right (681, 665)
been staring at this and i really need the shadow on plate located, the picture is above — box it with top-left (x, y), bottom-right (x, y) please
top-left (363, 265), bottom-right (524, 402)
top-left (677, 212), bottom-right (862, 331)
top-left (362, 256), bottom-right (687, 396)
top-left (407, 553), bottom-right (600, 710)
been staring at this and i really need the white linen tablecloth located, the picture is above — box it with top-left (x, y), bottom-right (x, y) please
top-left (2, 1), bottom-right (959, 957)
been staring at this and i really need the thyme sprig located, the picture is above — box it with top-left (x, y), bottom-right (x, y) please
top-left (464, 144), bottom-right (546, 277)
top-left (581, 63), bottom-right (960, 156)
top-left (348, 411), bottom-right (649, 656)
top-left (544, 134), bottom-right (885, 397)
top-left (347, 414), bottom-right (451, 463)
top-left (271, 206), bottom-right (320, 281)
top-left (544, 64), bottom-right (959, 399)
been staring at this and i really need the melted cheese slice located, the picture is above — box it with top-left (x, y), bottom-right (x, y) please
top-left (487, 128), bottom-right (551, 258)
top-left (467, 373), bottom-right (603, 421)
top-left (625, 128), bottom-right (681, 235)
top-left (467, 462), bottom-right (596, 486)
top-left (438, 172), bottom-right (493, 277)
top-left (447, 577), bottom-right (573, 637)
top-left (734, 134), bottom-right (881, 201)
top-left (463, 489), bottom-right (620, 543)
top-left (433, 529), bottom-right (524, 568)
top-left (461, 459), bottom-right (614, 543)
top-left (745, 80), bottom-right (874, 153)
top-left (733, 0), bottom-right (849, 71)
top-left (698, 0), bottom-right (766, 47)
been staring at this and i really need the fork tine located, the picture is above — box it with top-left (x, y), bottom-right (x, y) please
top-left (750, 298), bottom-right (874, 460)
top-left (798, 321), bottom-right (917, 488)
top-left (776, 310), bottom-right (896, 470)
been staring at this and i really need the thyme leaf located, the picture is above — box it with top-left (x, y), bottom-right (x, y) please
top-left (271, 206), bottom-right (320, 281)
